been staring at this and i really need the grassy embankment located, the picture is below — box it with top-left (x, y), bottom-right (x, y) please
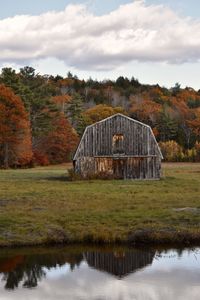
top-left (0, 163), bottom-right (200, 246)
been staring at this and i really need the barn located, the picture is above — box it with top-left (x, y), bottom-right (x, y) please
top-left (73, 114), bottom-right (163, 179)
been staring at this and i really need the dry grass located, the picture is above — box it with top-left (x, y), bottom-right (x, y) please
top-left (0, 163), bottom-right (200, 246)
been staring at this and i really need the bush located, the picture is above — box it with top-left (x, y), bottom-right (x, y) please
top-left (195, 142), bottom-right (200, 161)
top-left (67, 168), bottom-right (115, 181)
top-left (159, 140), bottom-right (184, 162)
top-left (159, 140), bottom-right (200, 162)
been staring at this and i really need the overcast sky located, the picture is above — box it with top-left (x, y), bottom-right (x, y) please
top-left (1, 0), bottom-right (200, 89)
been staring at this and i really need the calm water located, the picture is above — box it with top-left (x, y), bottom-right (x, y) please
top-left (0, 245), bottom-right (199, 300)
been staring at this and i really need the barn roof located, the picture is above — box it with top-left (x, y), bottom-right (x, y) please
top-left (73, 113), bottom-right (163, 160)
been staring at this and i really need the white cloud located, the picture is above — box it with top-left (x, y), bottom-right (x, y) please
top-left (0, 0), bottom-right (200, 71)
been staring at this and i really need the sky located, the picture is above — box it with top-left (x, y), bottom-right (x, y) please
top-left (0, 0), bottom-right (200, 89)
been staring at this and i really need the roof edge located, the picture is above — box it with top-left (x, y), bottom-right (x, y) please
top-left (87, 113), bottom-right (151, 129)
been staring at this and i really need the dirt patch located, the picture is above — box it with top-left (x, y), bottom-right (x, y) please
top-left (0, 199), bottom-right (14, 207)
top-left (32, 207), bottom-right (46, 211)
top-left (173, 207), bottom-right (200, 213)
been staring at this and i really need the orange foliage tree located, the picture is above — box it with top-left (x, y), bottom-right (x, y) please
top-left (83, 104), bottom-right (125, 125)
top-left (187, 108), bottom-right (200, 137)
top-left (130, 93), bottom-right (162, 125)
top-left (52, 94), bottom-right (71, 113)
top-left (0, 84), bottom-right (32, 168)
top-left (33, 113), bottom-right (79, 165)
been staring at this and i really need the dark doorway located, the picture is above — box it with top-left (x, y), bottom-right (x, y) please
top-left (113, 159), bottom-right (126, 179)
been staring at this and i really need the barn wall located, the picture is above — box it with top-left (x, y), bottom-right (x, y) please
top-left (75, 157), bottom-right (161, 179)
top-left (74, 114), bottom-right (162, 180)
top-left (74, 115), bottom-right (160, 159)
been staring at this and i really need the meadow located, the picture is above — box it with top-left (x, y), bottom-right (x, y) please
top-left (0, 163), bottom-right (200, 246)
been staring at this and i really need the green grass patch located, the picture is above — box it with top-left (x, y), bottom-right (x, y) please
top-left (0, 163), bottom-right (200, 246)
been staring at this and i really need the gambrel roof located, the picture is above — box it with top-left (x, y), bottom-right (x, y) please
top-left (73, 113), bottom-right (163, 160)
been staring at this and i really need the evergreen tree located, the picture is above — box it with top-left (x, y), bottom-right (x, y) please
top-left (68, 93), bottom-right (85, 135)
top-left (157, 110), bottom-right (178, 141)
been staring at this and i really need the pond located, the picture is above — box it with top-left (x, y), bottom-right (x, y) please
top-left (0, 245), bottom-right (199, 299)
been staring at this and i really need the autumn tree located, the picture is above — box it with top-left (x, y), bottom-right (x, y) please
top-left (34, 113), bottom-right (79, 164)
top-left (83, 104), bottom-right (125, 125)
top-left (0, 85), bottom-right (32, 168)
top-left (159, 140), bottom-right (184, 162)
top-left (0, 67), bottom-right (59, 145)
top-left (52, 94), bottom-right (71, 113)
top-left (187, 108), bottom-right (200, 139)
top-left (130, 94), bottom-right (161, 126)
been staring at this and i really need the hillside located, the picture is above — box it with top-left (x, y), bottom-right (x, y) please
top-left (0, 67), bottom-right (200, 168)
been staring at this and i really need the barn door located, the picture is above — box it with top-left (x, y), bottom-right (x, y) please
top-left (113, 159), bottom-right (126, 179)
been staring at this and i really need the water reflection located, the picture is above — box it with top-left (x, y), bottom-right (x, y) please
top-left (0, 248), bottom-right (155, 289)
top-left (0, 246), bottom-right (199, 300)
top-left (0, 250), bottom-right (83, 289)
top-left (84, 249), bottom-right (155, 278)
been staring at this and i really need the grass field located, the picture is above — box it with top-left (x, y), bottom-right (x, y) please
top-left (0, 163), bottom-right (200, 246)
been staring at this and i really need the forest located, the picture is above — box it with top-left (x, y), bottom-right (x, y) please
top-left (0, 66), bottom-right (200, 168)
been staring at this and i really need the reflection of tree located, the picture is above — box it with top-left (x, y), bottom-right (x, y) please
top-left (84, 249), bottom-right (155, 278)
top-left (3, 264), bottom-right (45, 289)
top-left (0, 252), bottom-right (83, 290)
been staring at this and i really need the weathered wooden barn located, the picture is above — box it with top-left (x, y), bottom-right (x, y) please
top-left (73, 114), bottom-right (163, 179)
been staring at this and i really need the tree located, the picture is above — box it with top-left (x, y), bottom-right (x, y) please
top-left (58, 78), bottom-right (74, 95)
top-left (116, 76), bottom-right (130, 89)
top-left (52, 95), bottom-right (71, 113)
top-left (171, 82), bottom-right (181, 96)
top-left (0, 68), bottom-right (21, 92)
top-left (0, 85), bottom-right (32, 168)
top-left (34, 113), bottom-right (78, 164)
top-left (130, 95), bottom-right (161, 126)
top-left (187, 108), bottom-right (200, 139)
top-left (67, 93), bottom-right (85, 135)
top-left (157, 109), bottom-right (178, 141)
top-left (18, 67), bottom-right (59, 148)
top-left (83, 104), bottom-right (125, 125)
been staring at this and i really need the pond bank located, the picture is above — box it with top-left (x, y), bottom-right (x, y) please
top-left (1, 228), bottom-right (200, 248)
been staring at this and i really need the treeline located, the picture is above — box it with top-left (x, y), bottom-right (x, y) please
top-left (0, 67), bottom-right (200, 168)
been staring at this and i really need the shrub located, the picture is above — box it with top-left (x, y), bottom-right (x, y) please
top-left (159, 140), bottom-right (200, 162)
top-left (159, 140), bottom-right (184, 162)
top-left (67, 169), bottom-right (115, 181)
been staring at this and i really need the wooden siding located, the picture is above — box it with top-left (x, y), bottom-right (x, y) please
top-left (73, 114), bottom-right (162, 179)
top-left (74, 156), bottom-right (161, 179)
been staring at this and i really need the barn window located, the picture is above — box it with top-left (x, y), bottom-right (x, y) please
top-left (112, 134), bottom-right (125, 155)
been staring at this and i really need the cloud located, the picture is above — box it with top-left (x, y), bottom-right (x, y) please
top-left (0, 0), bottom-right (200, 71)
